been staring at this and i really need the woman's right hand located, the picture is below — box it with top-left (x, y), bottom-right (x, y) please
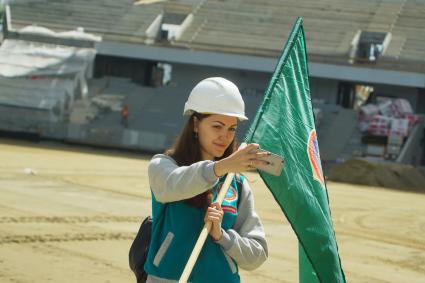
top-left (213, 143), bottom-right (270, 176)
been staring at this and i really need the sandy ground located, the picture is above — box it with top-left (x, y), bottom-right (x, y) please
top-left (0, 138), bottom-right (424, 283)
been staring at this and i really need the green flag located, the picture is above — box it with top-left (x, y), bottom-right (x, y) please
top-left (245, 18), bottom-right (346, 283)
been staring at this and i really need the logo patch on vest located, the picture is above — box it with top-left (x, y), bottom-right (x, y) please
top-left (222, 205), bottom-right (237, 214)
top-left (224, 187), bottom-right (237, 202)
top-left (218, 185), bottom-right (238, 215)
top-left (307, 129), bottom-right (325, 187)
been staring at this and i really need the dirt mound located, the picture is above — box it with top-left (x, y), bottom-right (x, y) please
top-left (327, 159), bottom-right (425, 193)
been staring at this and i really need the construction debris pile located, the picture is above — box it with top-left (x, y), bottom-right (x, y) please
top-left (327, 159), bottom-right (425, 193)
top-left (358, 98), bottom-right (422, 160)
top-left (0, 33), bottom-right (96, 134)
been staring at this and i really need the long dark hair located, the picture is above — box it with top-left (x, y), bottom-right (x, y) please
top-left (165, 112), bottom-right (238, 209)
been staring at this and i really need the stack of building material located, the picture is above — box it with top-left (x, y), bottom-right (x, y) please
top-left (367, 115), bottom-right (392, 136)
top-left (359, 98), bottom-right (422, 159)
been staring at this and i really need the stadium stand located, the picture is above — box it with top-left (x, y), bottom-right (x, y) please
top-left (7, 0), bottom-right (424, 73)
top-left (2, 0), bottom-right (425, 160)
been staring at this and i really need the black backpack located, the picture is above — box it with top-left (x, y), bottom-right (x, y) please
top-left (128, 175), bottom-right (244, 282)
top-left (129, 215), bottom-right (152, 283)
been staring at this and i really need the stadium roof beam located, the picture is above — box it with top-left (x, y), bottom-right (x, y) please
top-left (96, 41), bottom-right (425, 88)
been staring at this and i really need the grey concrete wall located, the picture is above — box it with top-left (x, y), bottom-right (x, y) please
top-left (0, 105), bottom-right (52, 133)
top-left (170, 63), bottom-right (271, 90)
top-left (417, 88), bottom-right (425, 114)
top-left (397, 123), bottom-right (424, 165)
top-left (309, 78), bottom-right (339, 104)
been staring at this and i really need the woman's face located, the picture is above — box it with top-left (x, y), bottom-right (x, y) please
top-left (194, 114), bottom-right (238, 160)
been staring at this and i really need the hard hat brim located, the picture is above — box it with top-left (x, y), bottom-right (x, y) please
top-left (183, 109), bottom-right (248, 121)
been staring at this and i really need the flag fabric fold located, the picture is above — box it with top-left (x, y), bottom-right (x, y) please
top-left (245, 17), bottom-right (346, 283)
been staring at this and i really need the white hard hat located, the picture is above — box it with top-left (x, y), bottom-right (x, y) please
top-left (183, 77), bottom-right (248, 121)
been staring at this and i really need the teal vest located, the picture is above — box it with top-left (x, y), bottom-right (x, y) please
top-left (144, 175), bottom-right (244, 283)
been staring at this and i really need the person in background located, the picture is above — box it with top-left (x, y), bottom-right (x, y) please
top-left (121, 104), bottom-right (129, 127)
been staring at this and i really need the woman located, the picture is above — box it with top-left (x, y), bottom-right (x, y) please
top-left (144, 77), bottom-right (268, 283)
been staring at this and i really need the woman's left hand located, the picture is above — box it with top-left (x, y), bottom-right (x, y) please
top-left (204, 202), bottom-right (224, 241)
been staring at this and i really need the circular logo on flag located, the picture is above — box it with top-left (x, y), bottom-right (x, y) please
top-left (307, 129), bottom-right (325, 187)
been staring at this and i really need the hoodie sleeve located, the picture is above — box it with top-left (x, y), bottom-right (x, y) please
top-left (215, 177), bottom-right (268, 270)
top-left (148, 154), bottom-right (218, 203)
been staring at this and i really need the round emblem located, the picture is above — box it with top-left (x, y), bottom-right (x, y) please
top-left (224, 186), bottom-right (237, 202)
top-left (307, 129), bottom-right (325, 187)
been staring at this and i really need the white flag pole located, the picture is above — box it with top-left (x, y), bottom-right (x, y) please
top-left (179, 143), bottom-right (247, 283)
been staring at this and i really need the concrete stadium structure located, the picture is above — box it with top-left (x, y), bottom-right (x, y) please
top-left (1, 0), bottom-right (425, 165)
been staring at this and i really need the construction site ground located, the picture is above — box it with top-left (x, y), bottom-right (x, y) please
top-left (0, 138), bottom-right (424, 283)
